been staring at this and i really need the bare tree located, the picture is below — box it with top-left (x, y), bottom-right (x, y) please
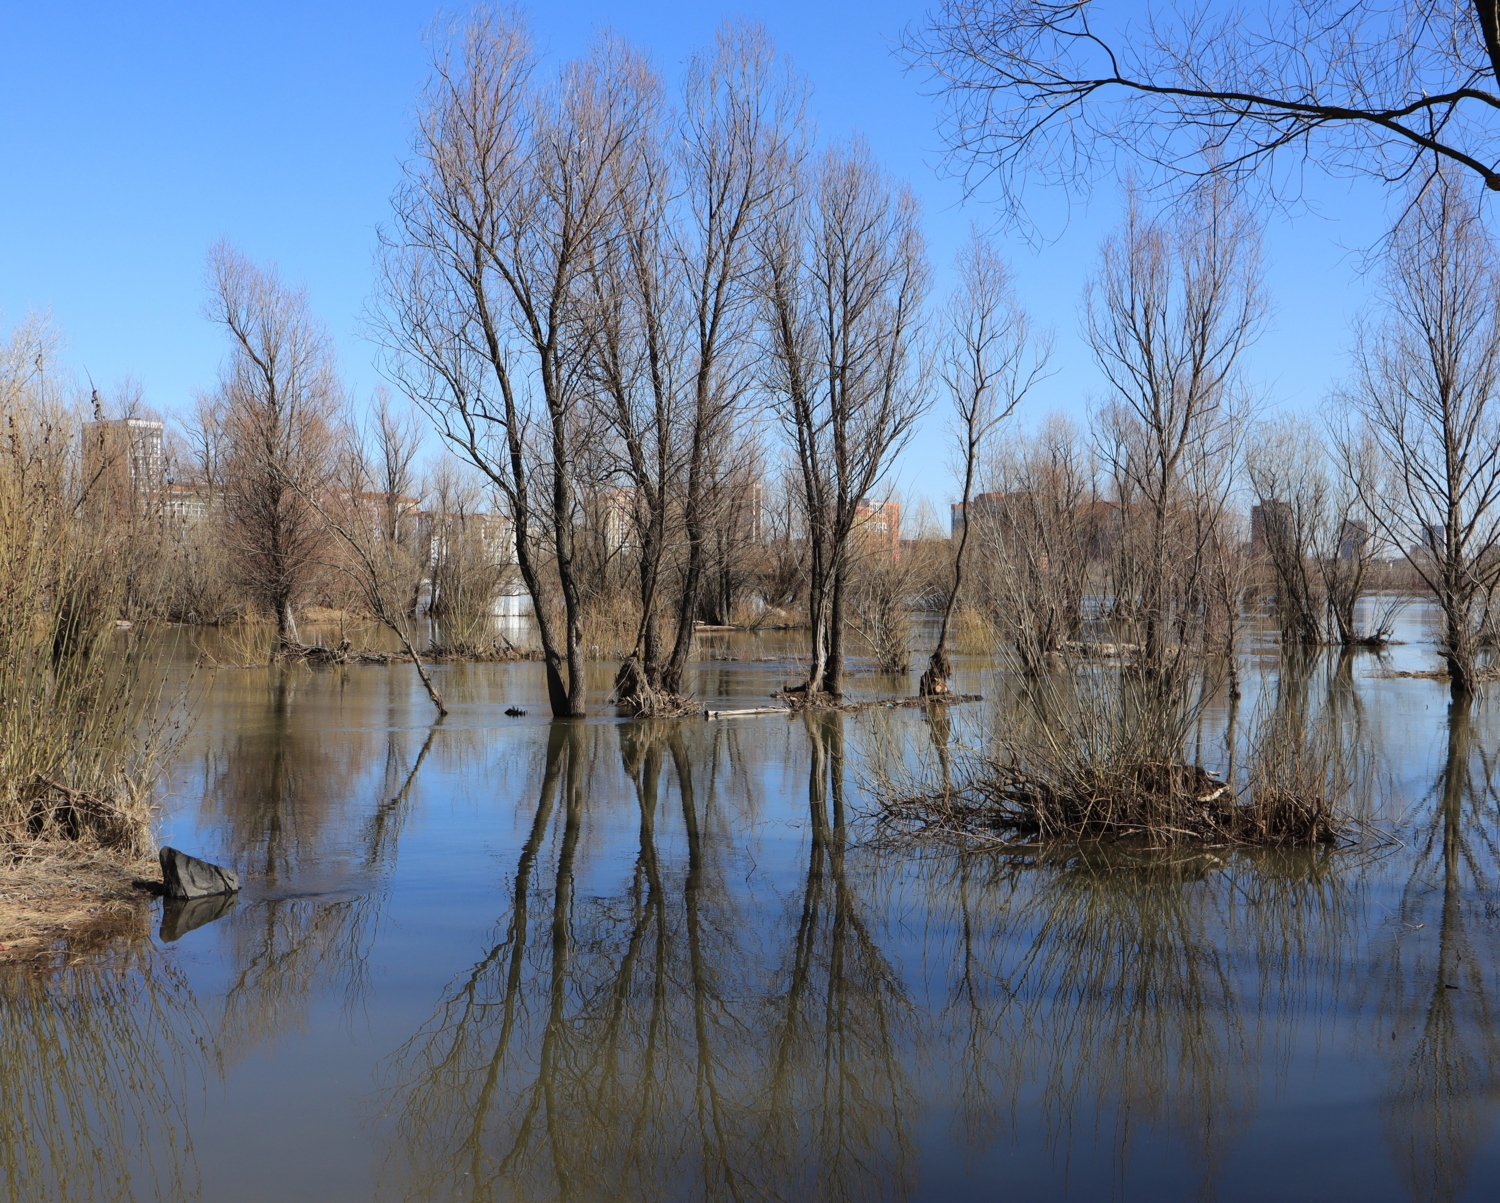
top-left (920, 231), bottom-right (1047, 696)
top-left (423, 458), bottom-right (514, 648)
top-left (580, 54), bottom-right (680, 707)
top-left (585, 22), bottom-right (799, 711)
top-left (976, 417), bottom-right (1097, 674)
top-left (761, 141), bottom-right (931, 699)
top-left (662, 27), bottom-right (802, 699)
top-left (306, 424), bottom-right (447, 715)
top-left (1340, 172), bottom-right (1500, 696)
top-left (1205, 506), bottom-right (1253, 698)
top-left (1246, 417), bottom-right (1327, 649)
top-left (182, 391), bottom-right (227, 505)
top-left (1245, 414), bottom-right (1385, 649)
top-left (368, 388), bottom-right (423, 549)
top-left (905, 0), bottom-right (1500, 219)
top-left (1320, 431), bottom-right (1382, 646)
top-left (378, 14), bottom-right (647, 717)
top-left (700, 432), bottom-right (771, 625)
top-left (1087, 188), bottom-right (1264, 673)
top-left (205, 242), bottom-right (340, 652)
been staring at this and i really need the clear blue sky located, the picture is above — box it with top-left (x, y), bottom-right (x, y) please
top-left (0, 1), bottom-right (1393, 526)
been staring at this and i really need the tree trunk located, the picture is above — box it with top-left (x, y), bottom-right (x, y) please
top-left (826, 560), bottom-right (846, 699)
top-left (662, 497), bottom-right (706, 698)
top-left (276, 597), bottom-right (298, 651)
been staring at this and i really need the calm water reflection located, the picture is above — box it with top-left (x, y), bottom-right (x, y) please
top-left (5, 620), bottom-right (1500, 1200)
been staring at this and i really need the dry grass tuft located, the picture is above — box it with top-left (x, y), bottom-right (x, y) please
top-left (0, 321), bottom-right (190, 936)
top-left (877, 661), bottom-right (1361, 848)
top-left (949, 603), bottom-right (996, 655)
top-left (0, 848), bottom-right (157, 963)
top-left (18, 776), bottom-right (154, 857)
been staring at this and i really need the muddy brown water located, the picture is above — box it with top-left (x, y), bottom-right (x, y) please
top-left (4, 603), bottom-right (1500, 1201)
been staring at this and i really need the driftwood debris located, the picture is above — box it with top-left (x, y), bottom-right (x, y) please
top-left (705, 693), bottom-right (983, 720)
top-left (704, 706), bottom-right (790, 719)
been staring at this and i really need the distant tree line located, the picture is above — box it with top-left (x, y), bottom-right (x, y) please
top-left (7, 6), bottom-right (1500, 719)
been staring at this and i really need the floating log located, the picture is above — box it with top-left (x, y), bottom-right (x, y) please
top-left (704, 706), bottom-right (791, 719)
top-left (704, 693), bottom-right (983, 720)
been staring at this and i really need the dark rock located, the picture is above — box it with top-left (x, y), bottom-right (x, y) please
top-left (159, 846), bottom-right (240, 900)
top-left (159, 891), bottom-right (237, 942)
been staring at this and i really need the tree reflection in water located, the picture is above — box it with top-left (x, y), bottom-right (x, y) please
top-left (0, 931), bottom-right (210, 1203)
top-left (372, 676), bottom-right (1412, 1201)
top-left (905, 838), bottom-right (1354, 1190)
top-left (1372, 699), bottom-right (1500, 1203)
top-left (22, 651), bottom-right (1500, 1201)
top-left (886, 661), bottom-right (1363, 1192)
top-left (379, 713), bottom-right (913, 1202)
top-left (0, 666), bottom-right (450, 1203)
top-left (199, 670), bottom-right (447, 1065)
top-left (762, 712), bottom-right (915, 1202)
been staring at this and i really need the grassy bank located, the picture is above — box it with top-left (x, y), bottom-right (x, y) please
top-left (0, 329), bottom-right (179, 957)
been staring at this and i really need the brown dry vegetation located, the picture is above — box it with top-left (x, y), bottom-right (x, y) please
top-left (0, 850), bottom-right (157, 964)
top-left (0, 320), bottom-right (178, 956)
top-left (876, 661), bottom-right (1365, 849)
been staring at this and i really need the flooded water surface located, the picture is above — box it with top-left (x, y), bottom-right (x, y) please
top-left (6, 614), bottom-right (1500, 1201)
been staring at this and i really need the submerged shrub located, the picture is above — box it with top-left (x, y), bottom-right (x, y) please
top-left (878, 660), bottom-right (1361, 848)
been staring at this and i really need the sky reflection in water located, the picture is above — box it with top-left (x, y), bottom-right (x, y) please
top-left (4, 614), bottom-right (1500, 1202)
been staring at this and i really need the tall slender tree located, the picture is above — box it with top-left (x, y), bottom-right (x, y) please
top-left (205, 242), bottom-right (339, 652)
top-left (761, 142), bottom-right (931, 699)
top-left (379, 15), bottom-right (651, 717)
top-left (586, 22), bottom-right (801, 712)
top-left (1086, 187), bottom-right (1264, 673)
top-left (1340, 172), bottom-right (1500, 697)
top-left (920, 232), bottom-right (1046, 696)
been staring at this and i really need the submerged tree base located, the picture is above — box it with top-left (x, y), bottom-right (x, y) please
top-left (612, 656), bottom-right (698, 718)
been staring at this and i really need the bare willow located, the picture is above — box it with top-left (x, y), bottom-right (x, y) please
top-left (1246, 417), bottom-right (1328, 648)
top-left (761, 142), bottom-right (931, 699)
top-left (976, 418), bottom-right (1098, 673)
top-left (1088, 186), bottom-right (1263, 673)
top-left (1339, 171), bottom-right (1500, 695)
top-left (301, 411), bottom-right (448, 715)
top-left (204, 242), bottom-right (340, 653)
top-left (587, 22), bottom-right (800, 713)
top-left (379, 15), bottom-right (648, 717)
top-left (920, 231), bottom-right (1047, 696)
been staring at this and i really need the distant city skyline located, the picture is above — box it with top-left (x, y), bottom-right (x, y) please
top-left (0, 1), bottom-right (1399, 521)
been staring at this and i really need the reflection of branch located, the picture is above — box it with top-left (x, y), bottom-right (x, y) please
top-left (761, 712), bottom-right (915, 1202)
top-left (207, 674), bottom-right (396, 1059)
top-left (377, 717), bottom-right (914, 1201)
top-left (1377, 702), bottom-right (1500, 1202)
top-left (0, 940), bottom-right (210, 1203)
top-left (363, 721), bottom-right (443, 871)
top-left (462, 724), bottom-right (571, 1192)
top-left (908, 837), bottom-right (1355, 1189)
top-left (670, 731), bottom-right (745, 1201)
top-left (539, 725), bottom-right (584, 1198)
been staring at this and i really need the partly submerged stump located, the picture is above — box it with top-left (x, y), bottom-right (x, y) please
top-left (159, 847), bottom-right (240, 900)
